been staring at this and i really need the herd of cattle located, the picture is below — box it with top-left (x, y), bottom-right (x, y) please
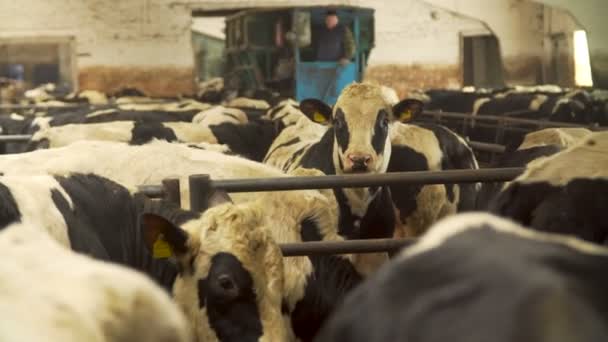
top-left (0, 81), bottom-right (606, 341)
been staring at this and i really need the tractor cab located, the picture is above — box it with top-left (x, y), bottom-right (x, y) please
top-left (223, 6), bottom-right (375, 105)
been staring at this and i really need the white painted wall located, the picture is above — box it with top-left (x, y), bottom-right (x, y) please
top-left (0, 0), bottom-right (193, 68)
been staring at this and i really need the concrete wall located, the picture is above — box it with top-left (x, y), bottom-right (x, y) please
top-left (0, 0), bottom-right (195, 96)
top-left (425, 0), bottom-right (583, 87)
top-left (532, 0), bottom-right (608, 88)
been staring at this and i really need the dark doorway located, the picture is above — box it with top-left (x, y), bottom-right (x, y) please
top-left (462, 35), bottom-right (504, 88)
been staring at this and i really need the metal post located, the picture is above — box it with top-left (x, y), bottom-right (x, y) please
top-left (279, 238), bottom-right (415, 257)
top-left (189, 174), bottom-right (213, 212)
top-left (161, 178), bottom-right (181, 206)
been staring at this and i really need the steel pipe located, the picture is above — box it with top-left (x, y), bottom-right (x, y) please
top-left (421, 111), bottom-right (607, 131)
top-left (468, 141), bottom-right (506, 153)
top-left (138, 168), bottom-right (525, 198)
top-left (0, 134), bottom-right (32, 142)
top-left (279, 238), bottom-right (416, 257)
top-left (210, 168), bottom-right (524, 193)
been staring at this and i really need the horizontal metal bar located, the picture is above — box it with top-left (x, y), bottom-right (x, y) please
top-left (422, 111), bottom-right (607, 131)
top-left (138, 185), bottom-right (165, 198)
top-left (211, 168), bottom-right (524, 193)
top-left (138, 168), bottom-right (525, 198)
top-left (279, 238), bottom-right (415, 257)
top-left (0, 134), bottom-right (32, 142)
top-left (0, 104), bottom-right (88, 110)
top-left (468, 141), bottom-right (506, 153)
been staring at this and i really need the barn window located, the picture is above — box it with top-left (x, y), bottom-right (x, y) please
top-left (573, 30), bottom-right (593, 87)
top-left (0, 36), bottom-right (76, 91)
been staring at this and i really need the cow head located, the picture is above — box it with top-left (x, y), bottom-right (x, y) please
top-left (141, 200), bottom-right (292, 342)
top-left (299, 83), bottom-right (423, 174)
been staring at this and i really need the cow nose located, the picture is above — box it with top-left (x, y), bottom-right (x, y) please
top-left (348, 154), bottom-right (372, 169)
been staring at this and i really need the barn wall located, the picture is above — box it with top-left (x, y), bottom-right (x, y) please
top-left (425, 0), bottom-right (584, 87)
top-left (0, 0), bottom-right (196, 96)
top-left (532, 0), bottom-right (608, 88)
top-left (363, 0), bottom-right (488, 97)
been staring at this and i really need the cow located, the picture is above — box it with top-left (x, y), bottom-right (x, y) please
top-left (476, 127), bottom-right (593, 210)
top-left (388, 122), bottom-right (479, 237)
top-left (489, 131), bottom-right (608, 243)
top-left (317, 212), bottom-right (608, 342)
top-left (0, 173), bottom-right (292, 342)
top-left (0, 141), bottom-right (396, 340)
top-left (0, 139), bottom-right (292, 208)
top-left (27, 121), bottom-right (220, 150)
top-left (0, 221), bottom-right (192, 342)
top-left (264, 83), bottom-right (425, 243)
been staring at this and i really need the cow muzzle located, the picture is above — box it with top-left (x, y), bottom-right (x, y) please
top-left (346, 153), bottom-right (373, 173)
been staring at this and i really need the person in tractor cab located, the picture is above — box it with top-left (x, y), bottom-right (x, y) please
top-left (315, 9), bottom-right (356, 65)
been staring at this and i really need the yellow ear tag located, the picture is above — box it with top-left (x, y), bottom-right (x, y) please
top-left (313, 112), bottom-right (327, 123)
top-left (152, 234), bottom-right (173, 259)
top-left (400, 110), bottom-right (413, 122)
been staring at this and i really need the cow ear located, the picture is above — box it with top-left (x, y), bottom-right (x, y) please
top-left (392, 99), bottom-right (424, 123)
top-left (141, 213), bottom-right (190, 259)
top-left (300, 99), bottom-right (333, 125)
top-left (207, 189), bottom-right (233, 209)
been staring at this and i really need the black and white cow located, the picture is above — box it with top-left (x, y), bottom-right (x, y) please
top-left (0, 220), bottom-right (192, 342)
top-left (0, 173), bottom-right (292, 342)
top-left (0, 141), bottom-right (390, 341)
top-left (0, 139), bottom-right (292, 208)
top-left (489, 131), bottom-right (608, 243)
top-left (317, 212), bottom-right (608, 342)
top-left (388, 122), bottom-right (479, 237)
top-left (476, 127), bottom-right (593, 210)
top-left (265, 83), bottom-right (424, 242)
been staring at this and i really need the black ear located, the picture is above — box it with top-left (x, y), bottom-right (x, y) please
top-left (392, 99), bottom-right (424, 123)
top-left (141, 213), bottom-right (190, 259)
top-left (300, 99), bottom-right (333, 124)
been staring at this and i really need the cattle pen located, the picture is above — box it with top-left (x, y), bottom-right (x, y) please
top-left (137, 168), bottom-right (524, 256)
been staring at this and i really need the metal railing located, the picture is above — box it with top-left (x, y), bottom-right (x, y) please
top-left (136, 168), bottom-right (524, 257)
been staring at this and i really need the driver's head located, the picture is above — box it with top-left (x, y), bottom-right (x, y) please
top-left (325, 9), bottom-right (339, 29)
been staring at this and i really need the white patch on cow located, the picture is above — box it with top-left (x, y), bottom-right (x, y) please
top-left (461, 86), bottom-right (476, 93)
top-left (0, 221), bottom-right (192, 342)
top-left (264, 117), bottom-right (326, 171)
top-left (85, 108), bottom-right (119, 118)
top-left (400, 212), bottom-right (608, 260)
top-left (514, 131), bottom-right (608, 186)
top-left (186, 142), bottom-right (233, 154)
top-left (472, 97), bottom-right (491, 115)
top-left (380, 86), bottom-right (399, 105)
top-left (528, 94), bottom-right (549, 111)
top-left (162, 122), bottom-right (218, 144)
top-left (518, 127), bottom-right (592, 150)
top-left (31, 121), bottom-right (135, 148)
top-left (118, 99), bottom-right (211, 112)
top-left (1, 175), bottom-right (74, 247)
top-left (78, 90), bottom-right (109, 105)
top-left (9, 113), bottom-right (25, 121)
top-left (0, 139), bottom-right (290, 208)
top-left (263, 99), bottom-right (308, 128)
top-left (191, 106), bottom-right (248, 126)
top-left (225, 97), bottom-right (270, 110)
top-left (31, 116), bottom-right (52, 130)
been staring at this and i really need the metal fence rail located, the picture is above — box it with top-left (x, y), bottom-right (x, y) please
top-left (0, 134), bottom-right (32, 142)
top-left (279, 238), bottom-right (414, 256)
top-left (196, 168), bottom-right (523, 193)
top-left (420, 110), bottom-right (608, 131)
top-left (138, 168), bottom-right (524, 209)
